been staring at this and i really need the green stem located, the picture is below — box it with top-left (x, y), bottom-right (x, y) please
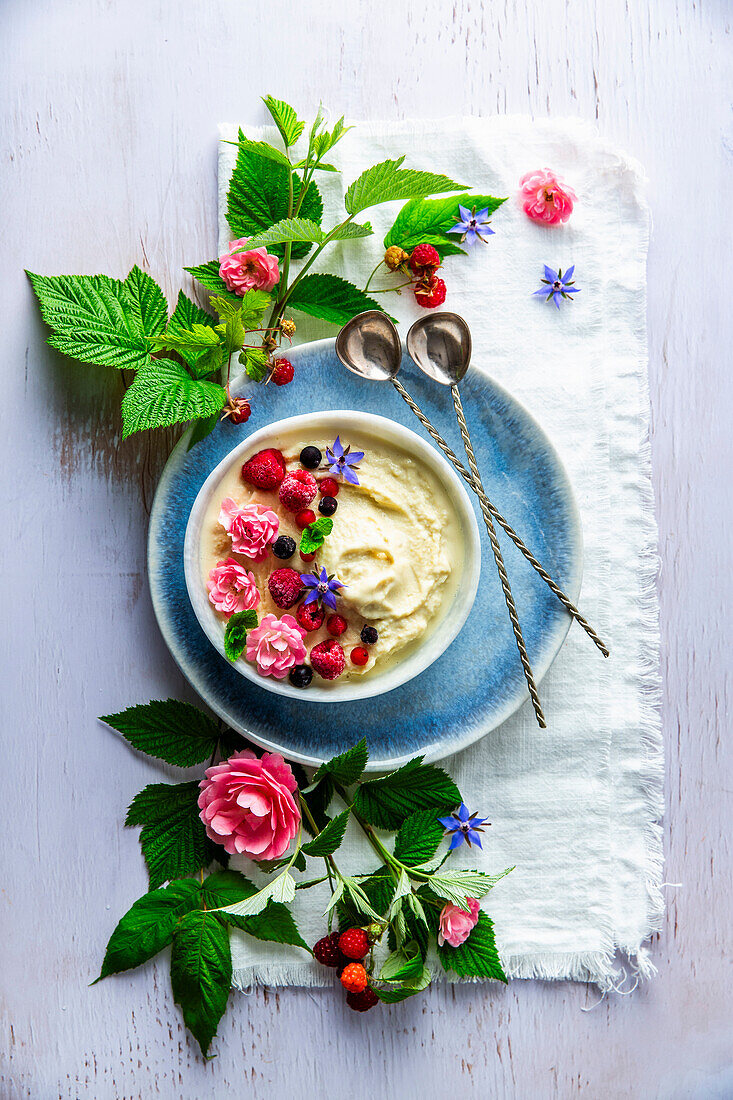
top-left (363, 259), bottom-right (384, 294)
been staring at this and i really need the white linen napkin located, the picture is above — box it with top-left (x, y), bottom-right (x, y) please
top-left (215, 116), bottom-right (662, 990)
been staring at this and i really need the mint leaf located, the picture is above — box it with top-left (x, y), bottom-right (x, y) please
top-left (223, 903), bottom-right (310, 953)
top-left (27, 271), bottom-right (156, 370)
top-left (428, 867), bottom-right (514, 909)
top-left (234, 218), bottom-right (324, 250)
top-left (184, 262), bottom-right (241, 306)
top-left (384, 193), bottom-right (506, 255)
top-left (262, 95), bottom-right (305, 148)
top-left (312, 737), bottom-right (368, 786)
top-left (344, 158), bottom-right (465, 215)
top-left (96, 879), bottom-right (200, 981)
top-left (240, 346), bottom-right (269, 382)
top-left (123, 265), bottom-right (168, 339)
top-left (437, 910), bottom-right (507, 982)
top-left (100, 699), bottom-right (221, 767)
top-left (120, 359), bottom-right (226, 438)
top-left (299, 516), bottom-right (333, 556)
top-left (301, 809), bottom-right (350, 858)
top-left (223, 610), bottom-right (258, 662)
top-left (353, 758), bottom-right (461, 830)
top-left (171, 909), bottom-right (232, 1056)
top-left (393, 809), bottom-right (445, 867)
top-left (227, 131), bottom-right (322, 260)
top-left (287, 274), bottom-right (389, 326)
top-left (126, 781), bottom-right (216, 889)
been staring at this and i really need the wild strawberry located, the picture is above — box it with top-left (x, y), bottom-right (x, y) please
top-left (414, 275), bottom-right (447, 309)
top-left (339, 928), bottom-right (370, 960)
top-left (319, 477), bottom-right (339, 497)
top-left (221, 396), bottom-right (251, 424)
top-left (409, 243), bottom-right (441, 277)
top-left (296, 600), bottom-right (325, 633)
top-left (340, 962), bottom-right (368, 993)
top-left (279, 470), bottom-right (318, 513)
top-left (350, 646), bottom-right (369, 666)
top-left (313, 932), bottom-right (344, 967)
top-left (327, 614), bottom-right (348, 637)
top-left (295, 508), bottom-right (316, 530)
top-left (310, 639), bottom-right (346, 680)
top-left (300, 550), bottom-right (316, 562)
top-left (346, 987), bottom-right (379, 1012)
top-left (271, 358), bottom-right (294, 386)
top-left (268, 567), bottom-right (304, 609)
top-left (242, 448), bottom-right (286, 490)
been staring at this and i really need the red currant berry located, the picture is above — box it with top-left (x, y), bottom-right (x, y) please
top-left (300, 550), bottom-right (316, 562)
top-left (296, 508), bottom-right (316, 530)
top-left (319, 477), bottom-right (339, 497)
top-left (350, 646), bottom-right (369, 666)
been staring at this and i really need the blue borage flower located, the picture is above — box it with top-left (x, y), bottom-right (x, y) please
top-left (533, 265), bottom-right (580, 309)
top-left (447, 204), bottom-right (495, 246)
top-left (301, 565), bottom-right (345, 611)
top-left (324, 436), bottom-right (364, 486)
top-left (438, 803), bottom-right (491, 850)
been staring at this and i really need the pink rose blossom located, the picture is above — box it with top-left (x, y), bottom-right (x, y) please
top-left (219, 498), bottom-right (279, 561)
top-left (438, 897), bottom-right (481, 947)
top-left (207, 557), bottom-right (260, 617)
top-left (245, 613), bottom-right (306, 679)
top-left (219, 238), bottom-right (280, 294)
top-left (198, 749), bottom-right (300, 860)
top-left (519, 168), bottom-right (576, 226)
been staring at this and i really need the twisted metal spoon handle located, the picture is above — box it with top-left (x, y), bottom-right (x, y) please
top-left (391, 378), bottom-right (608, 658)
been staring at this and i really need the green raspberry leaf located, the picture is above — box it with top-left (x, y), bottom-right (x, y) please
top-left (184, 261), bottom-right (242, 306)
top-left (199, 869), bottom-right (258, 909)
top-left (428, 867), bottom-right (514, 910)
top-left (222, 902), bottom-right (310, 953)
top-left (301, 809), bottom-right (350, 858)
top-left (226, 136), bottom-right (291, 167)
top-left (344, 158), bottom-right (465, 216)
top-left (120, 359), bottom-right (226, 438)
top-left (123, 265), bottom-right (168, 339)
top-left (95, 879), bottom-right (200, 981)
top-left (240, 346), bottom-right (269, 382)
top-left (287, 273), bottom-right (391, 326)
top-left (384, 193), bottom-right (506, 256)
top-left (393, 809), bottom-right (446, 867)
top-left (100, 699), bottom-right (222, 767)
top-left (235, 218), bottom-right (325, 251)
top-left (126, 781), bottom-right (219, 889)
top-left (353, 758), bottom-right (461, 830)
top-left (262, 95), bottom-right (305, 148)
top-left (436, 909), bottom-right (508, 982)
top-left (170, 909), bottom-right (232, 1057)
top-left (312, 737), bottom-right (368, 786)
top-left (223, 610), bottom-right (258, 662)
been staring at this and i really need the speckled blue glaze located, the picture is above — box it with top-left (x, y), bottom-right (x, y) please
top-left (148, 339), bottom-right (582, 770)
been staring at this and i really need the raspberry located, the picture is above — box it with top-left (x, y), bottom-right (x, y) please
top-left (327, 614), bottom-right (348, 637)
top-left (222, 396), bottom-right (251, 424)
top-left (268, 567), bottom-right (304, 609)
top-left (350, 646), bottom-right (369, 666)
top-left (384, 245), bottom-right (410, 271)
top-left (310, 639), bottom-right (346, 680)
top-left (360, 626), bottom-right (378, 645)
top-left (296, 600), bottom-right (325, 632)
top-left (296, 508), bottom-right (316, 530)
top-left (319, 477), bottom-right (339, 497)
top-left (279, 470), bottom-right (318, 513)
top-left (409, 243), bottom-right (441, 276)
top-left (414, 275), bottom-right (447, 309)
top-left (271, 358), bottom-right (294, 386)
top-left (313, 932), bottom-right (343, 967)
top-left (339, 928), bottom-right (370, 960)
top-left (340, 963), bottom-right (368, 993)
top-left (346, 986), bottom-right (379, 1012)
top-left (242, 448), bottom-right (287, 490)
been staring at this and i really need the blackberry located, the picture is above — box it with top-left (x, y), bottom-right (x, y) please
top-left (272, 535), bottom-right (296, 560)
top-left (318, 495), bottom-right (338, 517)
top-left (289, 664), bottom-right (313, 689)
top-left (313, 931), bottom-right (342, 966)
top-left (360, 625), bottom-right (379, 645)
top-left (299, 445), bottom-right (322, 470)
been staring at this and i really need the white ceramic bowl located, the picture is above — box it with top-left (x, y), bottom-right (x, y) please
top-left (184, 411), bottom-right (481, 703)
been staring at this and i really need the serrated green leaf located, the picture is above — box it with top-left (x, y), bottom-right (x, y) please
top-left (394, 809), bottom-right (446, 867)
top-left (383, 193), bottom-right (506, 254)
top-left (216, 288), bottom-right (271, 331)
top-left (96, 879), bottom-right (200, 981)
top-left (437, 909), bottom-right (507, 982)
top-left (120, 359), bottom-right (226, 438)
top-left (223, 610), bottom-right (258, 662)
top-left (126, 781), bottom-right (216, 889)
top-left (184, 261), bottom-right (242, 306)
top-left (262, 95), bottom-right (305, 148)
top-left (171, 909), bottom-right (232, 1056)
top-left (312, 737), bottom-right (368, 786)
top-left (199, 869), bottom-right (258, 909)
top-left (234, 218), bottom-right (325, 251)
top-left (428, 867), bottom-right (514, 910)
top-left (27, 270), bottom-right (160, 370)
top-left (101, 699), bottom-right (221, 767)
top-left (300, 776), bottom-right (334, 836)
top-left (386, 869), bottom-right (413, 921)
top-left (301, 809), bottom-right (350, 858)
top-left (227, 131), bottom-right (322, 260)
top-left (353, 758), bottom-right (461, 830)
top-left (337, 866), bottom-right (394, 930)
top-left (227, 136), bottom-right (291, 167)
top-left (311, 115), bottom-right (352, 164)
top-left (324, 879), bottom-right (345, 916)
top-left (168, 289), bottom-right (213, 331)
top-left (330, 221), bottom-right (373, 240)
top-left (344, 157), bottom-right (465, 215)
top-left (344, 880), bottom-right (383, 923)
top-left (287, 274), bottom-right (389, 326)
top-left (374, 965), bottom-right (431, 1002)
top-left (123, 265), bottom-right (168, 339)
top-left (223, 903), bottom-right (310, 953)
top-left (299, 516), bottom-right (333, 556)
top-left (217, 870), bottom-right (296, 918)
top-left (187, 411), bottom-right (219, 450)
top-left (239, 346), bottom-right (269, 382)
top-left (379, 941), bottom-right (424, 982)
top-left (152, 323), bottom-right (224, 379)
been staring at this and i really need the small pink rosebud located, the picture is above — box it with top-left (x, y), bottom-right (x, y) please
top-left (518, 168), bottom-right (576, 226)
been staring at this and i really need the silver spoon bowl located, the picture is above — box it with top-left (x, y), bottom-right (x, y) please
top-left (405, 311), bottom-right (472, 385)
top-left (335, 310), bottom-right (401, 382)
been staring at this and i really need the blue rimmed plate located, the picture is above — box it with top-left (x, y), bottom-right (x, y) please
top-left (148, 338), bottom-right (582, 770)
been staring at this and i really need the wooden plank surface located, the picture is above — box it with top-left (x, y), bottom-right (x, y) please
top-left (1, 0), bottom-right (731, 1096)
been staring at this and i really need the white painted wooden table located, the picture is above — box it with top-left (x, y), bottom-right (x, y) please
top-left (2, 1), bottom-right (731, 1096)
